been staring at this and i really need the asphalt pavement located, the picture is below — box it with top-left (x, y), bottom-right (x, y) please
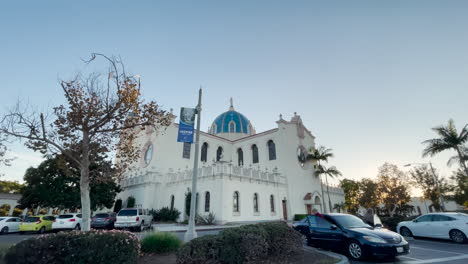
top-left (1, 231), bottom-right (467, 264)
top-left (346, 237), bottom-right (468, 264)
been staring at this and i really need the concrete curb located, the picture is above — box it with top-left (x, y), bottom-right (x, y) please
top-left (303, 246), bottom-right (350, 264)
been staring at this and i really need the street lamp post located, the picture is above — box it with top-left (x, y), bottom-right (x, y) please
top-left (404, 162), bottom-right (445, 212)
top-left (184, 88), bottom-right (202, 242)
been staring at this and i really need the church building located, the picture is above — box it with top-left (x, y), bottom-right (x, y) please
top-left (117, 99), bottom-right (344, 223)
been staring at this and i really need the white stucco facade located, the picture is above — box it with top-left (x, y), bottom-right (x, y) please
top-left (117, 102), bottom-right (345, 223)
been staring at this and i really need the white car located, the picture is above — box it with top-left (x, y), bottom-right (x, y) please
top-left (115, 208), bottom-right (152, 232)
top-left (0, 217), bottom-right (22, 234)
top-left (397, 213), bottom-right (468, 243)
top-left (52, 213), bottom-right (82, 231)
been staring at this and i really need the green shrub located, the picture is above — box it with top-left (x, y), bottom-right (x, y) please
top-left (150, 207), bottom-right (181, 222)
top-left (127, 196), bottom-right (136, 208)
top-left (177, 222), bottom-right (302, 264)
top-left (177, 235), bottom-right (220, 264)
top-left (294, 214), bottom-right (307, 221)
top-left (4, 230), bottom-right (140, 264)
top-left (114, 199), bottom-right (123, 213)
top-left (380, 215), bottom-right (418, 231)
top-left (259, 222), bottom-right (302, 257)
top-left (141, 232), bottom-right (182, 254)
top-left (195, 212), bottom-right (216, 225)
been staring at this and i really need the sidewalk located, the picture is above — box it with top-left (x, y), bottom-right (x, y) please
top-left (151, 223), bottom-right (240, 232)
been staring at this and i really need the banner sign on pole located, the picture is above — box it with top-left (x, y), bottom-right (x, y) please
top-left (177, 107), bottom-right (196, 143)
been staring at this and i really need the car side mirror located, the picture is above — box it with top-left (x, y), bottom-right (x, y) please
top-left (330, 224), bottom-right (338, 230)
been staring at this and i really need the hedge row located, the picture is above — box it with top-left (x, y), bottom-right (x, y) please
top-left (177, 222), bottom-right (302, 264)
top-left (4, 230), bottom-right (140, 264)
top-left (380, 215), bottom-right (418, 231)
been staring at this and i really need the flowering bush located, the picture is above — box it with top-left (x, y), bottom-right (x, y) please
top-left (4, 230), bottom-right (140, 264)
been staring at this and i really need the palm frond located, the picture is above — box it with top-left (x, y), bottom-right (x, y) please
top-left (422, 139), bottom-right (452, 157)
top-left (447, 155), bottom-right (460, 167)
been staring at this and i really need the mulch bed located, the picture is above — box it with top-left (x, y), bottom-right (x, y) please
top-left (138, 250), bottom-right (339, 264)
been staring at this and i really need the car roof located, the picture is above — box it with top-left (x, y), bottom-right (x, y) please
top-left (325, 213), bottom-right (350, 216)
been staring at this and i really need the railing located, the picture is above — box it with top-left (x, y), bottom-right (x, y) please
top-left (122, 164), bottom-right (286, 187)
top-left (166, 164), bottom-right (286, 185)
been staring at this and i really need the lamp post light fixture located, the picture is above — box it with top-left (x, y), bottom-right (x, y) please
top-left (404, 162), bottom-right (445, 212)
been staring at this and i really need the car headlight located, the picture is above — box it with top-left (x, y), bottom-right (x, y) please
top-left (363, 236), bottom-right (387, 243)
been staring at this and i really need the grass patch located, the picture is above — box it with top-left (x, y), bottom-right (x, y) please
top-left (141, 232), bottom-right (182, 254)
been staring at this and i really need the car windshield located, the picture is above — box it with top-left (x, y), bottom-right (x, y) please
top-left (25, 217), bottom-right (40, 223)
top-left (331, 215), bottom-right (371, 228)
top-left (118, 209), bottom-right (137, 216)
top-left (95, 213), bottom-right (110, 218)
top-left (0, 218), bottom-right (5, 221)
top-left (58, 215), bottom-right (74, 219)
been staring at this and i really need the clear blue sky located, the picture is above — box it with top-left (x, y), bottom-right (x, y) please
top-left (1, 1), bottom-right (467, 187)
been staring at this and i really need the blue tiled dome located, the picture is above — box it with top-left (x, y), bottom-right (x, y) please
top-left (211, 98), bottom-right (252, 135)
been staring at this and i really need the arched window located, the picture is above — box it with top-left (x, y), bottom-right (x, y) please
top-left (229, 121), bottom-right (235, 133)
top-left (233, 191), bottom-right (240, 212)
top-left (251, 144), bottom-right (259, 164)
top-left (237, 148), bottom-right (243, 166)
top-left (201, 142), bottom-right (208, 162)
top-left (205, 192), bottom-right (210, 212)
top-left (267, 140), bottom-right (276, 160)
top-left (170, 195), bottom-right (175, 210)
top-left (314, 196), bottom-right (321, 206)
top-left (216, 146), bottom-right (223, 161)
top-left (270, 195), bottom-right (275, 212)
top-left (253, 193), bottom-right (259, 213)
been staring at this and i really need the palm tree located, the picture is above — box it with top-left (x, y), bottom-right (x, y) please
top-left (422, 119), bottom-right (468, 178)
top-left (333, 202), bottom-right (346, 213)
top-left (307, 146), bottom-right (334, 212)
top-left (317, 165), bottom-right (342, 213)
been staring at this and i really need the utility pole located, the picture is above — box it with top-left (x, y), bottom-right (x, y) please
top-left (429, 162), bottom-right (445, 212)
top-left (184, 88), bottom-right (202, 242)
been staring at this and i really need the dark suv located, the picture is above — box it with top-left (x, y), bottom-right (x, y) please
top-left (91, 213), bottom-right (116, 229)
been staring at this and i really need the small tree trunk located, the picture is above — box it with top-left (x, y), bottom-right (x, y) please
top-left (80, 132), bottom-right (91, 231)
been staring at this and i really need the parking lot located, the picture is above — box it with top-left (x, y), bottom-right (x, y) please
top-left (348, 237), bottom-right (468, 264)
top-left (1, 231), bottom-right (467, 264)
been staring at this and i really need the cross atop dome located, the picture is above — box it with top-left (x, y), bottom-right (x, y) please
top-left (229, 97), bottom-right (234, 110)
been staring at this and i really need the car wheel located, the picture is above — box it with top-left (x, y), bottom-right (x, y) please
top-left (450, 230), bottom-right (467, 244)
top-left (400, 227), bottom-right (413, 237)
top-left (137, 222), bottom-right (143, 232)
top-left (1, 227), bottom-right (8, 234)
top-left (74, 224), bottom-right (81, 231)
top-left (38, 227), bottom-right (46, 234)
top-left (347, 240), bottom-right (364, 260)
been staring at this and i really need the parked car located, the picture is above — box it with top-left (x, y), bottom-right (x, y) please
top-left (0, 217), bottom-right (22, 234)
top-left (52, 213), bottom-right (82, 231)
top-left (397, 213), bottom-right (468, 243)
top-left (115, 208), bottom-right (152, 232)
top-left (19, 215), bottom-right (55, 234)
top-left (293, 213), bottom-right (409, 260)
top-left (91, 212), bottom-right (116, 229)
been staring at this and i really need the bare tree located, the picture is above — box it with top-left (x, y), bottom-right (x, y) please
top-left (0, 54), bottom-right (172, 230)
top-left (0, 134), bottom-right (15, 176)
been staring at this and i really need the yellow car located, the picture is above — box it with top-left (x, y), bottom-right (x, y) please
top-left (19, 215), bottom-right (55, 234)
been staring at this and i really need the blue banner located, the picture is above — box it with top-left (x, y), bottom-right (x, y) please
top-left (177, 107), bottom-right (196, 143)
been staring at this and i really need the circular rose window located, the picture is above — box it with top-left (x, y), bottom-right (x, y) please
top-left (297, 146), bottom-right (307, 168)
top-left (143, 143), bottom-right (153, 166)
